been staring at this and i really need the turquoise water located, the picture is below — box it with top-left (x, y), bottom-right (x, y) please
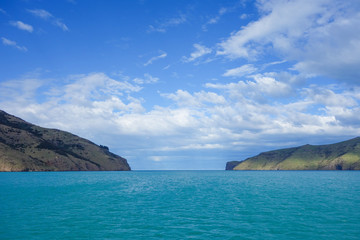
top-left (1, 171), bottom-right (359, 239)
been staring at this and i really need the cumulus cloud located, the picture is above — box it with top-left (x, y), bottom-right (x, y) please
top-left (183, 44), bottom-right (212, 62)
top-left (207, 73), bottom-right (292, 101)
top-left (217, 0), bottom-right (360, 83)
top-left (28, 9), bottom-right (68, 31)
top-left (1, 71), bottom-right (360, 169)
top-left (59, 73), bottom-right (142, 104)
top-left (304, 87), bottom-right (357, 107)
top-left (144, 51), bottom-right (167, 66)
top-left (10, 21), bottom-right (33, 32)
top-left (2, 71), bottom-right (358, 141)
top-left (1, 37), bottom-right (27, 51)
top-left (218, 0), bottom-right (334, 59)
top-left (0, 72), bottom-right (145, 134)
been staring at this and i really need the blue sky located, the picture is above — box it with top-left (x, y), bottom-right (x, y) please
top-left (1, 0), bottom-right (360, 170)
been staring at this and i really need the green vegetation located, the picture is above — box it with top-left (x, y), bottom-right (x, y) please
top-left (226, 137), bottom-right (360, 170)
top-left (0, 110), bottom-right (131, 171)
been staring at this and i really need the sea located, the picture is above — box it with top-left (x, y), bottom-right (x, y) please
top-left (1, 170), bottom-right (359, 240)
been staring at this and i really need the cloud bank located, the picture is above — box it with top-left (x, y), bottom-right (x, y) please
top-left (0, 70), bottom-right (359, 169)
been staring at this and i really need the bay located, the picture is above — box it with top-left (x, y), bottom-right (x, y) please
top-left (1, 171), bottom-right (359, 239)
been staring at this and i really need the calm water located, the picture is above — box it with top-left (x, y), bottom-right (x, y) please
top-left (1, 171), bottom-right (359, 239)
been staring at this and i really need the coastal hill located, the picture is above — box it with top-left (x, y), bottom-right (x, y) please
top-left (226, 137), bottom-right (360, 170)
top-left (0, 110), bottom-right (130, 171)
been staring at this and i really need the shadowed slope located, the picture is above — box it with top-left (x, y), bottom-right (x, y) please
top-left (0, 110), bottom-right (130, 171)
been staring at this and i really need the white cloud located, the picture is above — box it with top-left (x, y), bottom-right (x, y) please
top-left (223, 64), bottom-right (257, 77)
top-left (163, 90), bottom-right (226, 108)
top-left (207, 73), bottom-right (292, 100)
top-left (28, 9), bottom-right (68, 31)
top-left (148, 14), bottom-right (186, 33)
top-left (240, 13), bottom-right (248, 19)
top-left (133, 73), bottom-right (159, 84)
top-left (112, 107), bottom-right (201, 137)
top-left (144, 51), bottom-right (167, 66)
top-left (162, 143), bottom-right (226, 151)
top-left (60, 73), bottom-right (142, 104)
top-left (217, 0), bottom-right (360, 83)
top-left (253, 74), bottom-right (292, 97)
top-left (293, 11), bottom-right (360, 82)
top-left (0, 78), bottom-right (42, 102)
top-left (2, 37), bottom-right (17, 46)
top-left (0, 8), bottom-right (6, 14)
top-left (262, 60), bottom-right (287, 70)
top-left (0, 72), bottom-right (145, 133)
top-left (1, 37), bottom-right (27, 51)
top-left (218, 0), bottom-right (329, 58)
top-left (183, 44), bottom-right (212, 62)
top-left (54, 19), bottom-right (69, 31)
top-left (150, 156), bottom-right (166, 162)
top-left (205, 7), bottom-right (228, 26)
top-left (304, 86), bottom-right (357, 107)
top-left (202, 4), bottom-right (242, 31)
top-left (1, 71), bottom-right (360, 169)
top-left (27, 9), bottom-right (52, 19)
top-left (10, 21), bottom-right (33, 32)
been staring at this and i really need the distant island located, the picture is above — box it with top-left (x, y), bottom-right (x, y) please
top-left (0, 110), bottom-right (130, 171)
top-left (226, 137), bottom-right (360, 170)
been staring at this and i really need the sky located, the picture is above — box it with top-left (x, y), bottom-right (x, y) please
top-left (1, 0), bottom-right (360, 170)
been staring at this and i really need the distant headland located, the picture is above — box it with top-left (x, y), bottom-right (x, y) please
top-left (226, 137), bottom-right (360, 170)
top-left (0, 110), bottom-right (130, 171)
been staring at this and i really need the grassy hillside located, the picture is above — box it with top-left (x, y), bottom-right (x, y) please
top-left (226, 137), bottom-right (360, 170)
top-left (0, 110), bottom-right (130, 171)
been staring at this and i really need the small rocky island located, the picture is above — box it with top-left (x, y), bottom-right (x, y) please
top-left (0, 110), bottom-right (130, 171)
top-left (226, 137), bottom-right (360, 170)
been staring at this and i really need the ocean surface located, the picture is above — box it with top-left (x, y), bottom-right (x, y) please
top-left (1, 171), bottom-right (359, 240)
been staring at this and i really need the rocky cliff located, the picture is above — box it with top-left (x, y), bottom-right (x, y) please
top-left (0, 110), bottom-right (130, 171)
top-left (226, 137), bottom-right (360, 170)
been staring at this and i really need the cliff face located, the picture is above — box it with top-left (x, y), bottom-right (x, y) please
top-left (226, 137), bottom-right (360, 170)
top-left (0, 110), bottom-right (130, 171)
